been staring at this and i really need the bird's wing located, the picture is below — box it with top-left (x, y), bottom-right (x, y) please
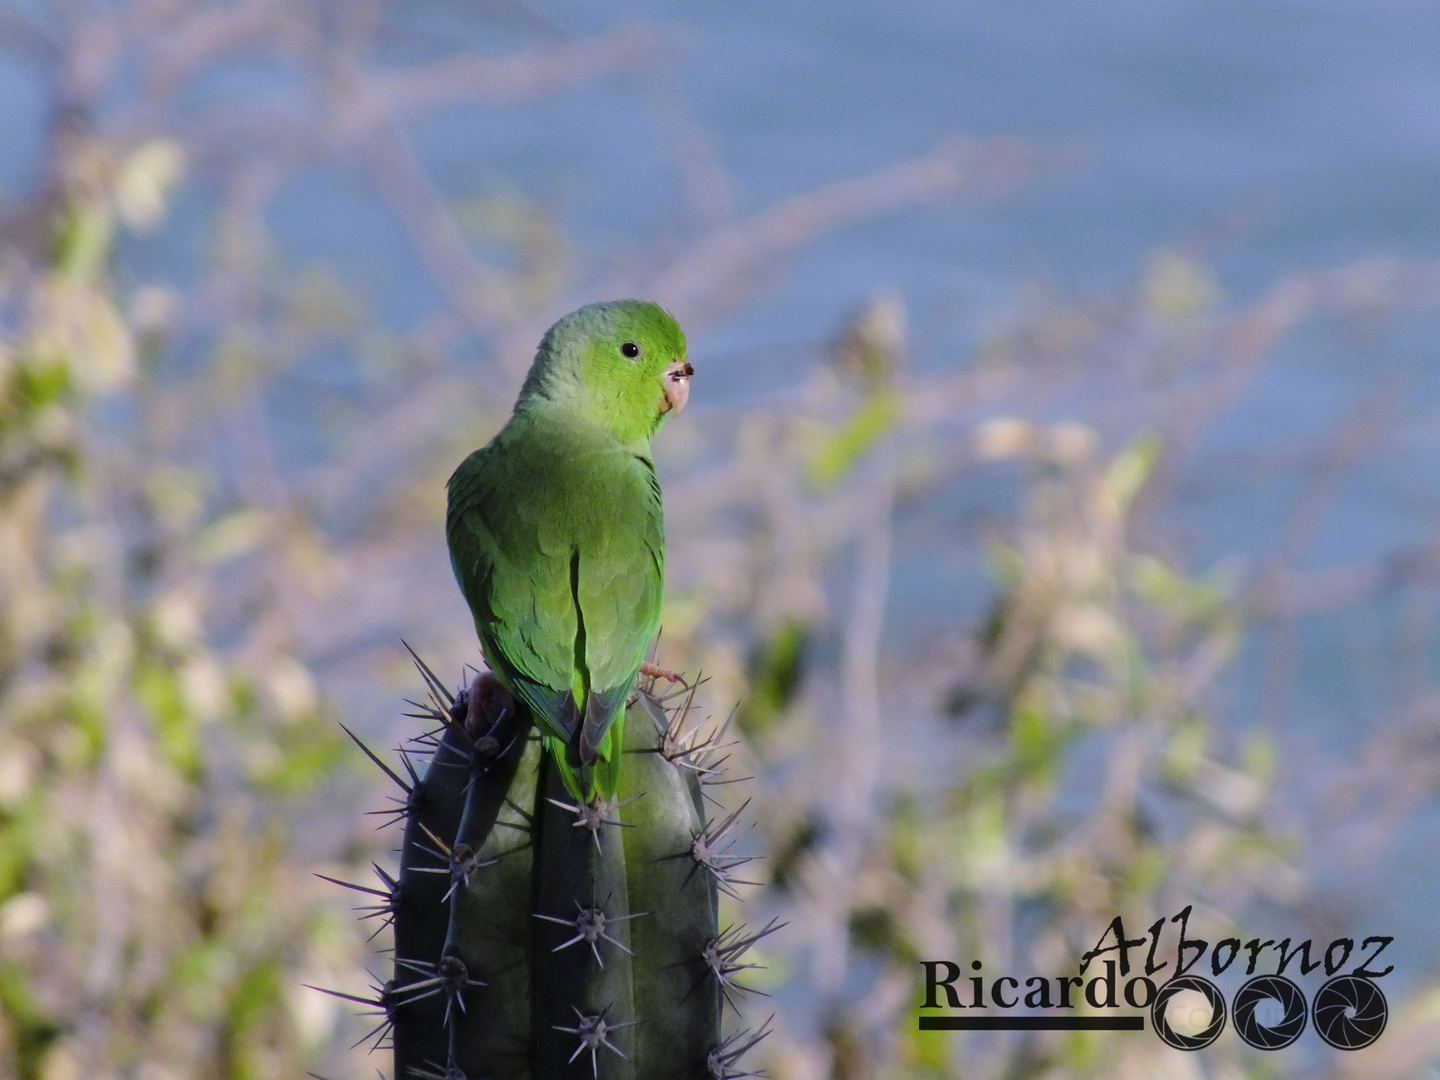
top-left (574, 452), bottom-right (665, 765)
top-left (446, 443), bottom-right (581, 743)
top-left (448, 429), bottom-right (665, 800)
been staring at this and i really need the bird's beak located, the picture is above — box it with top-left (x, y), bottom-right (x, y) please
top-left (659, 360), bottom-right (693, 415)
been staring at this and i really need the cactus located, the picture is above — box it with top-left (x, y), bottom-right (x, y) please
top-left (319, 651), bottom-right (772, 1080)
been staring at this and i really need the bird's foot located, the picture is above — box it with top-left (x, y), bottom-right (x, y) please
top-left (640, 660), bottom-right (686, 687)
top-left (465, 670), bottom-right (514, 740)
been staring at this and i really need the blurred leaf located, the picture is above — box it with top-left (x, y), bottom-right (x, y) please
top-left (1100, 431), bottom-right (1162, 515)
top-left (769, 813), bottom-right (826, 893)
top-left (848, 906), bottom-right (896, 953)
top-left (1142, 249), bottom-right (1219, 322)
top-left (0, 962), bottom-right (60, 1080)
top-left (806, 391), bottom-right (898, 490)
top-left (250, 720), bottom-right (346, 797)
top-left (193, 510), bottom-right (271, 565)
top-left (134, 659), bottom-right (203, 779)
top-left (51, 204), bottom-right (113, 283)
top-left (31, 282), bottom-right (135, 393)
top-left (738, 618), bottom-right (809, 736)
top-left (223, 958), bottom-right (284, 1078)
top-left (1242, 730), bottom-right (1275, 783)
top-left (8, 360), bottom-right (72, 413)
top-left (1128, 552), bottom-right (1239, 625)
top-left (115, 139), bottom-right (186, 233)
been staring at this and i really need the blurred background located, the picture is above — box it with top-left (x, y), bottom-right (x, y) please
top-left (3, 1), bottom-right (1440, 1077)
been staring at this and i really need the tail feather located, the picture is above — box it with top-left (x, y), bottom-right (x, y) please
top-left (542, 712), bottom-right (624, 802)
top-left (579, 683), bottom-right (627, 764)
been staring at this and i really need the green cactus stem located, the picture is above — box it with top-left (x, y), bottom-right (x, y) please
top-left (320, 653), bottom-right (775, 1080)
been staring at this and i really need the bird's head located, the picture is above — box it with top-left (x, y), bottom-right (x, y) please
top-left (520, 299), bottom-right (692, 447)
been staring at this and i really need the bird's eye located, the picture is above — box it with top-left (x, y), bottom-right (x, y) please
top-left (620, 341), bottom-right (641, 359)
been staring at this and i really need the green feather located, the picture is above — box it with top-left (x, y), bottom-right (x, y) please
top-left (446, 300), bottom-right (687, 800)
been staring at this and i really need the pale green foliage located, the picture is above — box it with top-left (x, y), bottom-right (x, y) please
top-left (882, 435), bottom-right (1277, 1078)
top-left (0, 142), bottom-right (347, 1078)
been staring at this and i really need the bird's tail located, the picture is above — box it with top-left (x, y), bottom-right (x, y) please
top-left (542, 712), bottom-right (623, 802)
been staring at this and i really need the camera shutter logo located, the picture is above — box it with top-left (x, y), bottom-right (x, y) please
top-left (1312, 976), bottom-right (1388, 1050)
top-left (1233, 975), bottom-right (1307, 1050)
top-left (1151, 975), bottom-right (1226, 1050)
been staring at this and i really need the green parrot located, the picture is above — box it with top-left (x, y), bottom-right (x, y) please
top-left (446, 300), bottom-right (692, 802)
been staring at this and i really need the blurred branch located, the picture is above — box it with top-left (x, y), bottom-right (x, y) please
top-left (135, 0), bottom-right (290, 106)
top-left (1160, 257), bottom-right (1440, 468)
top-left (171, 24), bottom-right (652, 184)
top-left (301, 142), bottom-right (1040, 512)
top-left (640, 51), bottom-right (735, 229)
top-left (650, 135), bottom-right (1042, 325)
top-left (0, 4), bottom-right (59, 56)
top-left (812, 453), bottom-right (894, 992)
top-left (359, 121), bottom-right (523, 333)
top-left (366, 24), bottom-right (653, 112)
top-left (1248, 538), bottom-right (1440, 620)
top-left (1249, 388), bottom-right (1401, 724)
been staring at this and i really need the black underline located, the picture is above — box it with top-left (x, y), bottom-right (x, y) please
top-left (919, 1016), bottom-right (1145, 1031)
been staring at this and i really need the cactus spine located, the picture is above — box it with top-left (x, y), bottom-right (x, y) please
top-left (321, 655), bottom-right (769, 1080)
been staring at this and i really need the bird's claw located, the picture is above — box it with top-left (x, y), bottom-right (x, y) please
top-left (639, 661), bottom-right (686, 687)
